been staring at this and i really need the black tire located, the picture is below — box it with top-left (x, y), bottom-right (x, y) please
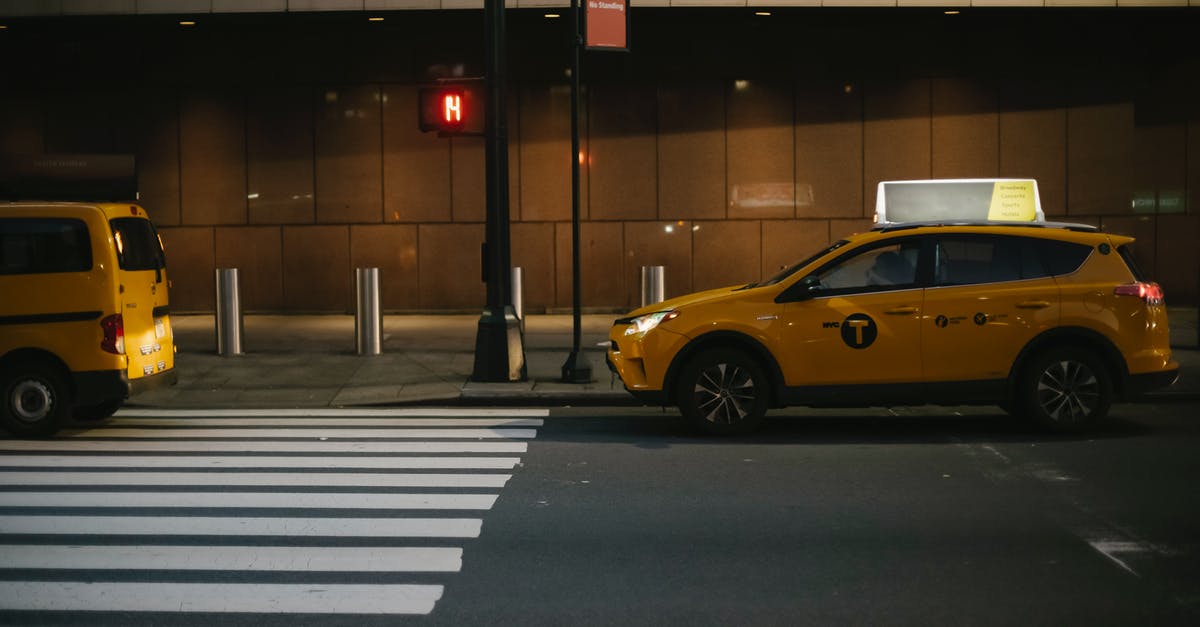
top-left (74, 399), bottom-right (123, 422)
top-left (676, 348), bottom-right (769, 435)
top-left (1017, 347), bottom-right (1112, 433)
top-left (1, 363), bottom-right (72, 437)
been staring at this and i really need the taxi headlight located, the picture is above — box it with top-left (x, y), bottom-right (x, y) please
top-left (624, 309), bottom-right (679, 336)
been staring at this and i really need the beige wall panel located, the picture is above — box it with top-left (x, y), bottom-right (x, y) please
top-left (180, 89), bottom-right (247, 225)
top-left (1132, 80), bottom-right (1188, 215)
top-left (0, 91), bottom-right (43, 154)
top-left (451, 136), bottom-right (486, 222)
top-left (519, 84), bottom-right (572, 222)
top-left (1068, 100), bottom-right (1135, 215)
top-left (863, 80), bottom-right (931, 217)
top-left (512, 222), bottom-right (556, 310)
top-left (999, 81), bottom-right (1067, 217)
top-left (159, 227), bottom-right (214, 312)
top-left (315, 85), bottom-right (383, 224)
top-left (1154, 214), bottom-right (1199, 303)
top-left (282, 225), bottom-right (350, 312)
top-left (830, 218), bottom-right (874, 242)
top-left (382, 84), bottom-right (450, 223)
top-left (214, 226), bottom-right (284, 312)
top-left (134, 88), bottom-right (182, 226)
top-left (932, 78), bottom-right (998, 179)
top-left (658, 83), bottom-right (725, 220)
top-left (555, 221), bottom-right (624, 309)
top-left (795, 84), bottom-right (863, 220)
top-left (418, 223), bottom-right (485, 309)
top-left (760, 219), bottom-right (831, 282)
top-left (588, 83), bottom-right (658, 221)
top-left (350, 224), bottom-right (419, 310)
top-left (728, 81), bottom-right (794, 220)
top-left (623, 220), bottom-right (693, 306)
top-left (692, 221), bottom-right (761, 291)
top-left (247, 87), bottom-right (315, 225)
top-left (1099, 215), bottom-right (1157, 278)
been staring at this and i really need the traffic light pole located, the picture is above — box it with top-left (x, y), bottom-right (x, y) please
top-left (472, 0), bottom-right (526, 383)
top-left (561, 0), bottom-right (593, 383)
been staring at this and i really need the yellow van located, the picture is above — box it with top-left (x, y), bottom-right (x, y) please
top-left (0, 201), bottom-right (176, 436)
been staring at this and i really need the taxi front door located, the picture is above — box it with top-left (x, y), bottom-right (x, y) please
top-left (777, 239), bottom-right (924, 390)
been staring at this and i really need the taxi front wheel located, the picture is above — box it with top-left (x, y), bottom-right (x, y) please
top-left (1017, 347), bottom-right (1112, 433)
top-left (1, 363), bottom-right (72, 438)
top-left (677, 348), bottom-right (769, 435)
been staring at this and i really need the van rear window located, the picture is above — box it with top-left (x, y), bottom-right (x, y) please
top-left (110, 217), bottom-right (165, 271)
top-left (0, 218), bottom-right (92, 275)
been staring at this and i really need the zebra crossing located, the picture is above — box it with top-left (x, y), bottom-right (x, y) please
top-left (0, 408), bottom-right (544, 617)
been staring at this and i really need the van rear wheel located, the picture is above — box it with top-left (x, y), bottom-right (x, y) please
top-left (1, 364), bottom-right (72, 437)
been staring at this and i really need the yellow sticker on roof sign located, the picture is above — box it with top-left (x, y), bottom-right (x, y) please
top-left (987, 180), bottom-right (1037, 222)
top-left (875, 178), bottom-right (1044, 226)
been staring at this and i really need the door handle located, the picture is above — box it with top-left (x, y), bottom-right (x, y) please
top-left (884, 306), bottom-right (919, 315)
top-left (1016, 300), bottom-right (1051, 310)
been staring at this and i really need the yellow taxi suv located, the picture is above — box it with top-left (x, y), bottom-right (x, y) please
top-left (607, 179), bottom-right (1179, 434)
top-left (1, 156), bottom-right (176, 437)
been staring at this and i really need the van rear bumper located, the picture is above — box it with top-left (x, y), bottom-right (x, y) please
top-left (73, 368), bottom-right (178, 406)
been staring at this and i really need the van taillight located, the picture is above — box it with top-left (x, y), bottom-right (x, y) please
top-left (100, 314), bottom-right (125, 355)
top-left (1114, 282), bottom-right (1164, 306)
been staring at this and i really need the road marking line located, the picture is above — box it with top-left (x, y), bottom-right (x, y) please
top-left (0, 471), bottom-right (512, 488)
top-left (0, 582), bottom-right (444, 614)
top-left (0, 515), bottom-right (482, 537)
top-left (1086, 539), bottom-right (1142, 577)
top-left (63, 428), bottom-right (538, 439)
top-left (0, 492), bottom-right (498, 510)
top-left (0, 455), bottom-right (523, 469)
top-left (116, 408), bottom-right (549, 418)
top-left (0, 545), bottom-right (464, 572)
top-left (109, 417), bottom-right (545, 427)
top-left (0, 441), bottom-right (527, 453)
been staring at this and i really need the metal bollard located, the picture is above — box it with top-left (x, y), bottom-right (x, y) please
top-left (641, 265), bottom-right (665, 307)
top-left (511, 266), bottom-right (524, 332)
top-left (355, 267), bottom-right (382, 356)
top-left (215, 268), bottom-right (243, 356)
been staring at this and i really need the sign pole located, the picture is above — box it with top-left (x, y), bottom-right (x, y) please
top-left (561, 0), bottom-right (593, 383)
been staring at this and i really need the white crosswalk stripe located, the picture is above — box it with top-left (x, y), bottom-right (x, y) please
top-left (0, 408), bottom-right (540, 618)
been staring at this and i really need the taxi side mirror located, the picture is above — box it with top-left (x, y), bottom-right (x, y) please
top-left (776, 275), bottom-right (823, 303)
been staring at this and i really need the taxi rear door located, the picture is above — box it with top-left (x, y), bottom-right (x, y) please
top-left (109, 212), bottom-right (173, 381)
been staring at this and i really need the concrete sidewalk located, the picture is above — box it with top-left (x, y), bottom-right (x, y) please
top-left (129, 308), bottom-right (1200, 409)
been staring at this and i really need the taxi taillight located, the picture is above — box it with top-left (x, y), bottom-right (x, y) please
top-left (100, 314), bottom-right (125, 355)
top-left (1114, 282), bottom-right (1164, 306)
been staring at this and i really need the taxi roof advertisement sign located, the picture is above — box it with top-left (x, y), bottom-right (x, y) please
top-left (875, 179), bottom-right (1044, 226)
top-left (586, 0), bottom-right (629, 51)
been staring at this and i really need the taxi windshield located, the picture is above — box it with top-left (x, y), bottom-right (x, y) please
top-left (751, 240), bottom-right (848, 288)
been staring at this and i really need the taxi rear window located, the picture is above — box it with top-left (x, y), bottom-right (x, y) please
top-left (110, 217), bottom-right (165, 271)
top-left (0, 218), bottom-right (92, 275)
top-left (1034, 239), bottom-right (1092, 276)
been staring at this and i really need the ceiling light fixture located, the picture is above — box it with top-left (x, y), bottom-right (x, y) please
top-left (179, 20), bottom-right (196, 26)
top-left (368, 16), bottom-right (385, 22)
top-left (755, 11), bottom-right (771, 17)
top-left (544, 12), bottom-right (561, 18)
top-left (944, 9), bottom-right (961, 15)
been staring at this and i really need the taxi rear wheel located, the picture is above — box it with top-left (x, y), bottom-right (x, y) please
top-left (1017, 347), bottom-right (1112, 433)
top-left (677, 348), bottom-right (768, 435)
top-left (0, 363), bottom-right (72, 437)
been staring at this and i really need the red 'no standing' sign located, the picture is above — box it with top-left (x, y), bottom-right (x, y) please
top-left (586, 0), bottom-right (629, 51)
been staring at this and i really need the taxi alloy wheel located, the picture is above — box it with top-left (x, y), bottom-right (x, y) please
top-left (0, 364), bottom-right (71, 438)
top-left (1021, 348), bottom-right (1111, 432)
top-left (678, 348), bottom-right (768, 435)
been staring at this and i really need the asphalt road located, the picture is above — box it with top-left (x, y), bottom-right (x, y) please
top-left (1, 402), bottom-right (1198, 626)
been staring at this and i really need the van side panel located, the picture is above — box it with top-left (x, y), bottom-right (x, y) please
top-left (0, 207), bottom-right (126, 374)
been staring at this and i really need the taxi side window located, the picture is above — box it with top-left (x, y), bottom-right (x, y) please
top-left (814, 241), bottom-right (919, 294)
top-left (0, 218), bottom-right (92, 275)
top-left (934, 236), bottom-right (1046, 286)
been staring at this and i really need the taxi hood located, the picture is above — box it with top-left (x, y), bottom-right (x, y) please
top-left (620, 284), bottom-right (750, 319)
